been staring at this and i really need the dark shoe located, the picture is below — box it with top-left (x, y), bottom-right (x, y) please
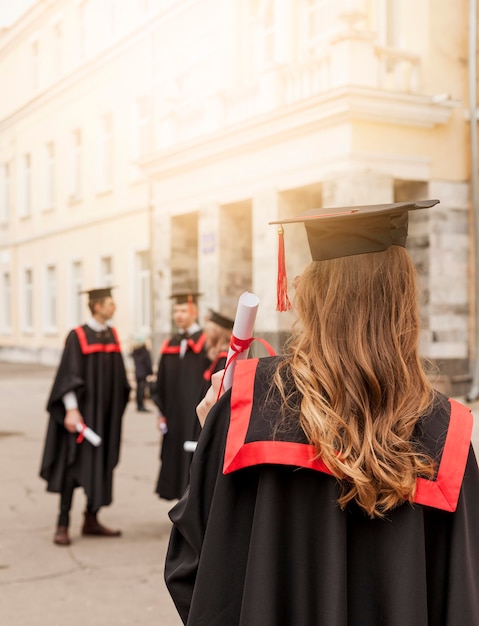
top-left (54, 525), bottom-right (71, 546)
top-left (82, 512), bottom-right (122, 537)
top-left (137, 407), bottom-right (151, 413)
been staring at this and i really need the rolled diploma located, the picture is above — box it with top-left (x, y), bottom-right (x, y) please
top-left (76, 422), bottom-right (102, 447)
top-left (222, 291), bottom-right (260, 391)
top-left (183, 440), bottom-right (198, 452)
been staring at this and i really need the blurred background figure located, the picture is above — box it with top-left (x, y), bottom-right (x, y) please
top-left (202, 309), bottom-right (234, 384)
top-left (153, 292), bottom-right (210, 501)
top-left (130, 334), bottom-right (153, 413)
top-left (39, 287), bottom-right (130, 547)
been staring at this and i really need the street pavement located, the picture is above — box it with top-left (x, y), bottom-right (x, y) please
top-left (1, 362), bottom-right (479, 626)
top-left (0, 362), bottom-right (182, 626)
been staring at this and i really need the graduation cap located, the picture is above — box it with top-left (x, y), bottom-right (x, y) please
top-left (79, 287), bottom-right (115, 300)
top-left (207, 309), bottom-right (234, 330)
top-left (170, 291), bottom-right (202, 318)
top-left (169, 292), bottom-right (202, 305)
top-left (270, 199), bottom-right (440, 311)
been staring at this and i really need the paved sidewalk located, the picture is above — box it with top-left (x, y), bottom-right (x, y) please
top-left (0, 362), bottom-right (182, 626)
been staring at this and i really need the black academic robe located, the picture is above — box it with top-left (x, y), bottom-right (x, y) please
top-left (155, 330), bottom-right (210, 500)
top-left (165, 356), bottom-right (479, 626)
top-left (40, 325), bottom-right (130, 511)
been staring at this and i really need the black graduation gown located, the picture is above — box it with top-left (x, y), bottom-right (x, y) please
top-left (165, 356), bottom-right (479, 626)
top-left (155, 330), bottom-right (211, 500)
top-left (40, 325), bottom-right (130, 511)
top-left (131, 345), bottom-right (153, 380)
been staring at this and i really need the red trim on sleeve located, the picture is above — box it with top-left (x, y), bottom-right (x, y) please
top-left (223, 361), bottom-right (473, 512)
top-left (413, 398), bottom-right (473, 511)
top-left (74, 326), bottom-right (121, 355)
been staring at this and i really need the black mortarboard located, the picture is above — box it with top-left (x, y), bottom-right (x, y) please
top-left (169, 292), bottom-right (201, 305)
top-left (208, 309), bottom-right (234, 330)
top-left (270, 199), bottom-right (439, 311)
top-left (79, 287), bottom-right (114, 300)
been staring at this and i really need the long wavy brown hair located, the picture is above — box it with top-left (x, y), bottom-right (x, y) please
top-left (204, 320), bottom-right (232, 361)
top-left (274, 245), bottom-right (435, 518)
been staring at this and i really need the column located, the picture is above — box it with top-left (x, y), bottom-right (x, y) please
top-left (322, 171), bottom-right (394, 206)
top-left (152, 207), bottom-right (172, 340)
top-left (198, 203), bottom-right (221, 316)
top-left (252, 188), bottom-right (281, 336)
top-left (423, 181), bottom-right (469, 374)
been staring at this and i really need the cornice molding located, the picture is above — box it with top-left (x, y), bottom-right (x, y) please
top-left (0, 203), bottom-right (150, 250)
top-left (140, 86), bottom-right (459, 179)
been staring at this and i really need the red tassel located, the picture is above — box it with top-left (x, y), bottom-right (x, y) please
top-left (276, 225), bottom-right (291, 312)
top-left (187, 294), bottom-right (195, 319)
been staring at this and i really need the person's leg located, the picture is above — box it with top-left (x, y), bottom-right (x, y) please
top-left (136, 376), bottom-right (143, 410)
top-left (137, 378), bottom-right (150, 411)
top-left (82, 504), bottom-right (122, 537)
top-left (54, 471), bottom-right (77, 546)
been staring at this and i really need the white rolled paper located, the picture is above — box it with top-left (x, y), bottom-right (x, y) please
top-left (76, 422), bottom-right (102, 447)
top-left (222, 291), bottom-right (260, 391)
top-left (183, 440), bottom-right (198, 452)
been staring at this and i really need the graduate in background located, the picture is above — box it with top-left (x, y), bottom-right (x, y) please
top-left (165, 200), bottom-right (479, 625)
top-left (40, 287), bottom-right (130, 546)
top-left (202, 308), bottom-right (234, 385)
top-left (130, 334), bottom-right (153, 412)
top-left (154, 292), bottom-right (210, 501)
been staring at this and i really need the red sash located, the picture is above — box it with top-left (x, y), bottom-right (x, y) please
top-left (74, 326), bottom-right (121, 354)
top-left (161, 333), bottom-right (207, 355)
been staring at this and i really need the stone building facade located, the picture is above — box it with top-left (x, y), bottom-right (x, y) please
top-left (0, 0), bottom-right (474, 393)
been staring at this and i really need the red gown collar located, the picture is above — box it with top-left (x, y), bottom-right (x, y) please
top-left (224, 358), bottom-right (473, 512)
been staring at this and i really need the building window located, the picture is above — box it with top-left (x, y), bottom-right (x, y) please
top-left (0, 162), bottom-right (10, 224)
top-left (20, 153), bottom-right (32, 217)
top-left (378, 0), bottom-right (400, 48)
top-left (44, 265), bottom-right (57, 331)
top-left (77, 1), bottom-right (88, 61)
top-left (44, 142), bottom-right (55, 210)
top-left (253, 0), bottom-right (276, 70)
top-left (52, 20), bottom-right (62, 78)
top-left (22, 268), bottom-right (34, 332)
top-left (31, 38), bottom-right (40, 92)
top-left (133, 95), bottom-right (152, 160)
top-left (71, 261), bottom-right (83, 326)
top-left (70, 129), bottom-right (82, 199)
top-left (135, 251), bottom-right (151, 332)
top-left (100, 256), bottom-right (114, 286)
top-left (306, 0), bottom-right (322, 44)
top-left (98, 113), bottom-right (114, 191)
top-left (306, 0), bottom-right (320, 37)
top-left (108, 0), bottom-right (120, 40)
top-left (1, 272), bottom-right (12, 333)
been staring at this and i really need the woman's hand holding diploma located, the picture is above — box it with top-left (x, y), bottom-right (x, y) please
top-left (197, 370), bottom-right (225, 427)
top-left (196, 291), bottom-right (260, 429)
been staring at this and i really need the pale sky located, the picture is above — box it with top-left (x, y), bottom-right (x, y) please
top-left (0, 0), bottom-right (36, 28)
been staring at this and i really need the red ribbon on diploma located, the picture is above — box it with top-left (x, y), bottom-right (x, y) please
top-left (218, 334), bottom-right (275, 400)
top-left (76, 422), bottom-right (86, 443)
